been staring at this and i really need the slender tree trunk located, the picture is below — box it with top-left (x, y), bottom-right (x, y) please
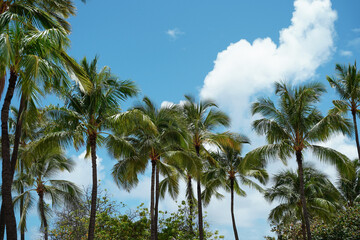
top-left (230, 178), bottom-right (239, 240)
top-left (87, 134), bottom-right (98, 240)
top-left (38, 191), bottom-right (48, 240)
top-left (0, 95), bottom-right (26, 239)
top-left (351, 110), bottom-right (360, 161)
top-left (20, 162), bottom-right (25, 240)
top-left (1, 70), bottom-right (19, 240)
top-left (150, 160), bottom-right (156, 240)
top-left (0, 204), bottom-right (4, 240)
top-left (296, 151), bottom-right (311, 240)
top-left (154, 159), bottom-right (160, 240)
top-left (10, 95), bottom-right (26, 173)
top-left (187, 175), bottom-right (194, 235)
top-left (301, 215), bottom-right (306, 240)
top-left (20, 187), bottom-right (25, 240)
top-left (197, 178), bottom-right (204, 240)
top-left (195, 146), bottom-right (204, 240)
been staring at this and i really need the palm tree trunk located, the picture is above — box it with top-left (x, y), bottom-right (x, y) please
top-left (195, 146), bottom-right (204, 240)
top-left (0, 204), bottom-right (4, 240)
top-left (0, 95), bottom-right (26, 240)
top-left (10, 95), bottom-right (26, 173)
top-left (187, 175), bottom-right (194, 235)
top-left (154, 160), bottom-right (160, 240)
top-left (230, 178), bottom-right (239, 240)
top-left (301, 215), bottom-right (306, 240)
top-left (197, 178), bottom-right (204, 240)
top-left (87, 133), bottom-right (98, 240)
top-left (20, 162), bottom-right (25, 240)
top-left (150, 160), bottom-right (156, 240)
top-left (351, 110), bottom-right (360, 161)
top-left (296, 151), bottom-right (311, 240)
top-left (1, 70), bottom-right (19, 240)
top-left (38, 191), bottom-right (48, 240)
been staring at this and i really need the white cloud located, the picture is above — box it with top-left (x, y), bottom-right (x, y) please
top-left (352, 28), bottom-right (360, 33)
top-left (198, 0), bottom-right (339, 236)
top-left (166, 28), bottom-right (184, 39)
top-left (54, 151), bottom-right (105, 188)
top-left (340, 50), bottom-right (353, 57)
top-left (200, 0), bottom-right (337, 131)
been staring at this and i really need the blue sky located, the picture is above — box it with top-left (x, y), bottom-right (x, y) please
top-left (13, 0), bottom-right (360, 239)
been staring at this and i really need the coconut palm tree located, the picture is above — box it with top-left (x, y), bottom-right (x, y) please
top-left (337, 158), bottom-right (360, 207)
top-left (13, 144), bottom-right (82, 240)
top-left (265, 165), bottom-right (341, 240)
top-left (0, 22), bottom-right (88, 239)
top-left (46, 56), bottom-right (138, 240)
top-left (108, 97), bottom-right (183, 240)
top-left (181, 95), bottom-right (230, 240)
top-left (202, 133), bottom-right (268, 240)
top-left (248, 81), bottom-right (352, 240)
top-left (327, 62), bottom-right (360, 160)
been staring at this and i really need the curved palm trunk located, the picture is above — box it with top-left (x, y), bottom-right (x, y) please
top-left (0, 95), bottom-right (26, 240)
top-left (38, 191), bottom-right (48, 240)
top-left (150, 160), bottom-right (156, 240)
top-left (351, 110), bottom-right (360, 161)
top-left (187, 175), bottom-right (194, 235)
top-left (296, 151), bottom-right (311, 240)
top-left (87, 134), bottom-right (98, 240)
top-left (196, 146), bottom-right (204, 240)
top-left (154, 160), bottom-right (160, 240)
top-left (1, 70), bottom-right (19, 240)
top-left (230, 178), bottom-right (239, 240)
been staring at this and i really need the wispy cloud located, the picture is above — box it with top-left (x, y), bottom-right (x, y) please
top-left (166, 28), bottom-right (184, 39)
top-left (339, 50), bottom-right (353, 57)
top-left (352, 28), bottom-right (360, 33)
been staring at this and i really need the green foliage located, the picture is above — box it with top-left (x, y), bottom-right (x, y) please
top-left (267, 204), bottom-right (360, 240)
top-left (49, 190), bottom-right (223, 240)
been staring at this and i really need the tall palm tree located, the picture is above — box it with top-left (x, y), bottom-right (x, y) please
top-left (337, 158), bottom-right (360, 207)
top-left (327, 62), bottom-right (360, 160)
top-left (181, 95), bottom-right (230, 240)
top-left (0, 22), bottom-right (87, 239)
top-left (13, 144), bottom-right (82, 240)
top-left (109, 97), bottom-right (183, 240)
top-left (202, 133), bottom-right (268, 240)
top-left (265, 165), bottom-right (341, 240)
top-left (248, 81), bottom-right (352, 240)
top-left (47, 56), bottom-right (138, 240)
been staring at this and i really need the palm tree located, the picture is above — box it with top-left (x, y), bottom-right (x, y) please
top-left (108, 97), bottom-right (183, 240)
top-left (0, 22), bottom-right (88, 239)
top-left (202, 133), bottom-right (268, 240)
top-left (47, 56), bottom-right (138, 240)
top-left (181, 95), bottom-right (230, 240)
top-left (248, 81), bottom-right (352, 240)
top-left (337, 158), bottom-right (360, 207)
top-left (13, 144), bottom-right (82, 240)
top-left (327, 62), bottom-right (360, 160)
top-left (265, 165), bottom-right (341, 240)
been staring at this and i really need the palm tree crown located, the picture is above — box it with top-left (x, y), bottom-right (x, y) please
top-left (249, 81), bottom-right (351, 240)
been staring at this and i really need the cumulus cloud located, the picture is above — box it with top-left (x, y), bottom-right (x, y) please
top-left (200, 0), bottom-right (337, 130)
top-left (166, 28), bottom-right (184, 39)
